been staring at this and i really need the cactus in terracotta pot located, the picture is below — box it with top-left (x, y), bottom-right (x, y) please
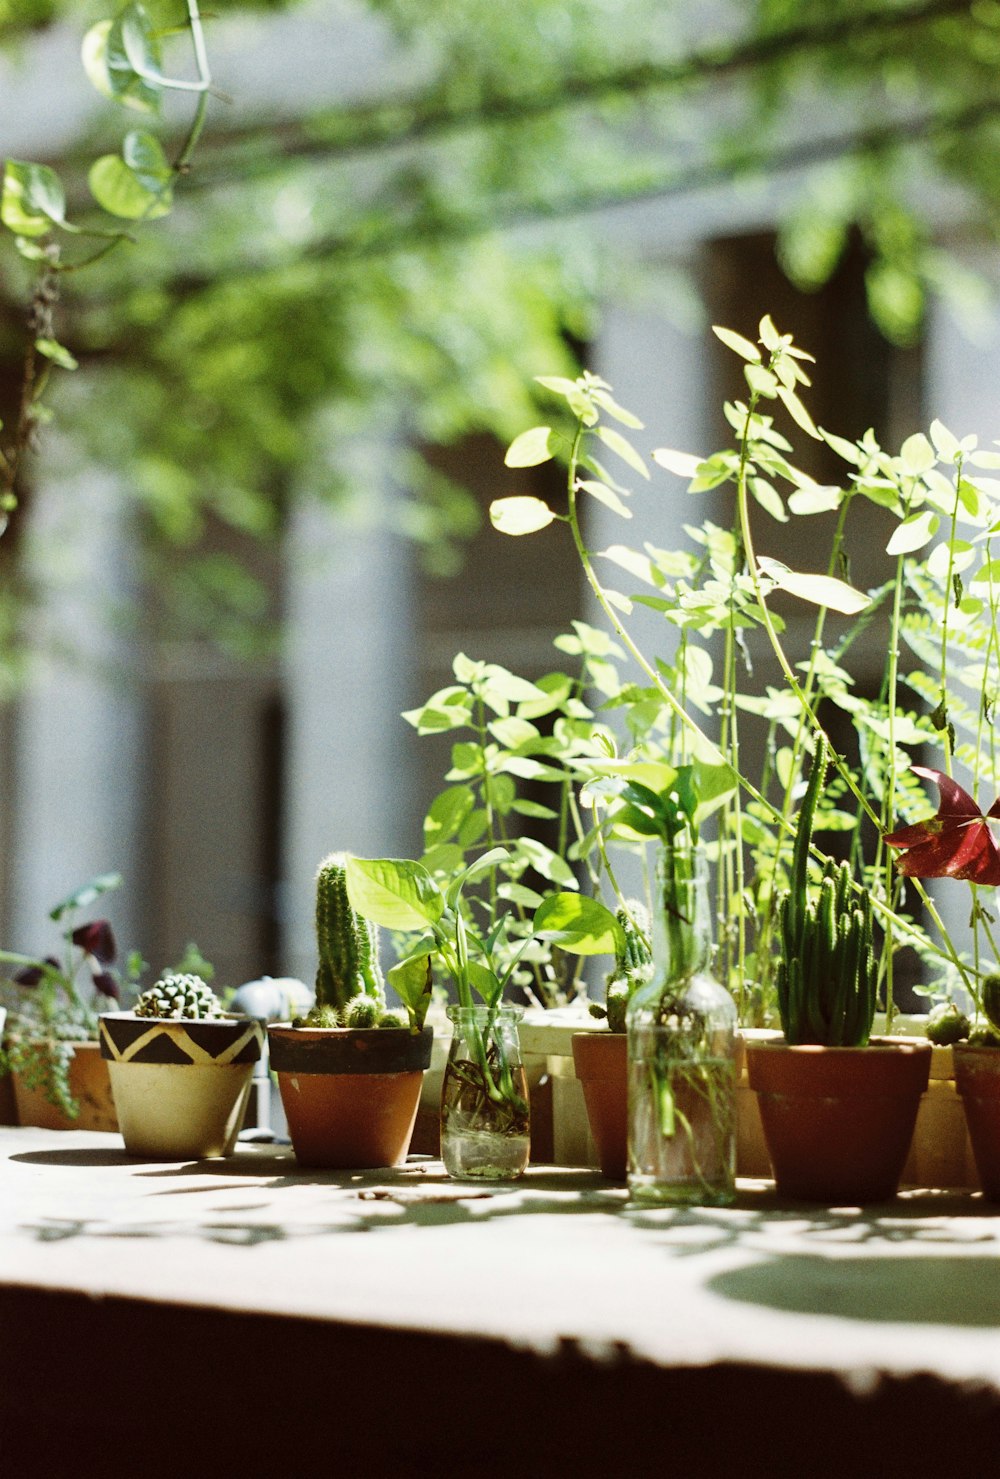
top-left (776, 736), bottom-right (877, 1047)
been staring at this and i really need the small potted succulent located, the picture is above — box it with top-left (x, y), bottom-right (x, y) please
top-left (267, 852), bottom-right (434, 1169)
top-left (0, 873), bottom-right (141, 1130)
top-left (100, 970), bottom-right (264, 1159)
top-left (746, 739), bottom-right (931, 1202)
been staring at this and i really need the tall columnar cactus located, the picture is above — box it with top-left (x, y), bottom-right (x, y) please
top-left (315, 852), bottom-right (385, 1015)
top-left (777, 737), bottom-right (877, 1047)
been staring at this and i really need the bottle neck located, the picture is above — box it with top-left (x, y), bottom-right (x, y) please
top-left (652, 848), bottom-right (711, 982)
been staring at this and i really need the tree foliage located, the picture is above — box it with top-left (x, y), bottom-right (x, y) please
top-left (3, 0), bottom-right (1000, 657)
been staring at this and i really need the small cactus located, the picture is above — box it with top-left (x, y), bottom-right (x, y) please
top-left (315, 852), bottom-right (385, 1014)
top-left (344, 995), bottom-right (381, 1029)
top-left (378, 1010), bottom-right (406, 1030)
top-left (926, 1000), bottom-right (971, 1046)
top-left (135, 972), bottom-right (221, 1020)
top-left (777, 737), bottom-right (877, 1047)
top-left (982, 974), bottom-right (1000, 1034)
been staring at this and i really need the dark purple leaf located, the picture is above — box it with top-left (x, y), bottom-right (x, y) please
top-left (71, 919), bottom-right (116, 965)
top-left (12, 955), bottom-right (60, 988)
top-left (91, 969), bottom-right (120, 1001)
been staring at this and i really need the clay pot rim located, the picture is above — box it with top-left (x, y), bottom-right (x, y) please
top-left (268, 1021), bottom-right (433, 1075)
top-left (746, 1036), bottom-right (931, 1055)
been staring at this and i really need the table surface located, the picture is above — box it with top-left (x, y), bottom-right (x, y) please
top-left (2, 1126), bottom-right (1000, 1399)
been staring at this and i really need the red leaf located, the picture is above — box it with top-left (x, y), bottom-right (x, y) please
top-left (885, 769), bottom-right (1000, 886)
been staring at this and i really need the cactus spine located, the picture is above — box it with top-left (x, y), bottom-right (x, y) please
top-left (315, 852), bottom-right (385, 1016)
top-left (776, 737), bottom-right (877, 1047)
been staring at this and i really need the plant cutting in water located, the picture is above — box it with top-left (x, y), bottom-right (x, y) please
top-left (346, 850), bottom-right (622, 1157)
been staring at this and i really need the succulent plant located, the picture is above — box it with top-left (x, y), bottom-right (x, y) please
top-left (925, 1000), bottom-right (972, 1046)
top-left (315, 852), bottom-right (385, 1012)
top-left (776, 736), bottom-right (877, 1047)
top-left (135, 972), bottom-right (221, 1021)
top-left (589, 902), bottom-right (652, 1032)
top-left (294, 852), bottom-right (408, 1029)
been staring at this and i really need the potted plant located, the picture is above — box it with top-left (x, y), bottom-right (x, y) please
top-left (566, 898), bottom-right (651, 1178)
top-left (0, 873), bottom-right (141, 1131)
top-left (267, 852), bottom-right (434, 1169)
top-left (745, 738), bottom-right (931, 1202)
top-left (486, 315), bottom-right (1000, 1199)
top-left (101, 970), bottom-right (263, 1159)
top-left (884, 768), bottom-right (1000, 1199)
top-left (345, 848), bottom-right (621, 1180)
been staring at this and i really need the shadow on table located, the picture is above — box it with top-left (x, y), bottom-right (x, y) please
top-left (15, 1154), bottom-right (628, 1242)
top-left (708, 1253), bottom-right (1000, 1327)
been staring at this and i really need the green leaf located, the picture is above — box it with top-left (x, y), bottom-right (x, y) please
top-left (900, 432), bottom-right (936, 476)
top-left (886, 509), bottom-right (938, 556)
top-left (788, 483), bottom-right (843, 515)
top-left (49, 872), bottom-right (122, 921)
top-left (424, 786), bottom-right (476, 843)
top-left (577, 479), bottom-right (632, 519)
top-left (776, 385), bottom-right (821, 440)
top-left (89, 148), bottom-right (172, 220)
top-left (504, 426), bottom-right (554, 468)
top-left (712, 325), bottom-right (761, 362)
top-left (533, 893), bottom-right (624, 956)
top-left (591, 390), bottom-right (643, 429)
top-left (82, 9), bottom-right (161, 114)
top-left (757, 557), bottom-right (870, 615)
top-left (598, 545), bottom-right (656, 585)
top-left (750, 476), bottom-right (787, 523)
top-left (387, 952), bottom-right (433, 1030)
top-left (651, 447), bottom-right (702, 478)
top-left (489, 496), bottom-right (555, 536)
top-left (2, 161), bottom-right (66, 237)
top-left (466, 960), bottom-right (503, 1006)
top-left (595, 425), bottom-right (650, 479)
top-left (35, 339), bottom-right (79, 371)
top-left (345, 857), bottom-right (443, 932)
top-left (745, 363), bottom-right (778, 398)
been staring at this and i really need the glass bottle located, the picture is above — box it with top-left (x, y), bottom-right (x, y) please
top-left (627, 848), bottom-right (737, 1206)
top-left (440, 1004), bottom-right (530, 1181)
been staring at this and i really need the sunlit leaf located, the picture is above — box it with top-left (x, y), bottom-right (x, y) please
top-left (757, 557), bottom-right (870, 614)
top-left (489, 496), bottom-right (555, 535)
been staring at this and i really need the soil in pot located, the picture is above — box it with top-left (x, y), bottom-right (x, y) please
top-left (746, 1038), bottom-right (931, 1203)
top-left (268, 1024), bottom-right (433, 1169)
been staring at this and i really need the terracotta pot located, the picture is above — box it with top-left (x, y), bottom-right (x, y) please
top-left (953, 1044), bottom-right (1000, 1200)
top-left (571, 1030), bottom-right (627, 1179)
top-left (746, 1038), bottom-right (931, 1203)
top-left (13, 1041), bottom-right (118, 1132)
top-left (100, 1012), bottom-right (264, 1159)
top-left (268, 1023), bottom-right (433, 1169)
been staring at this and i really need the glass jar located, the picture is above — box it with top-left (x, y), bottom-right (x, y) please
top-left (627, 849), bottom-right (737, 1206)
top-left (440, 1004), bottom-right (530, 1182)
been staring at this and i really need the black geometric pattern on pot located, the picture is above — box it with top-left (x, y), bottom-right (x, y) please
top-left (268, 1024), bottom-right (434, 1075)
top-left (100, 1014), bottom-right (263, 1066)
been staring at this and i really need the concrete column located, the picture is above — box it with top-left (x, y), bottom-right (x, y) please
top-left (7, 436), bottom-right (145, 959)
top-left (282, 435), bottom-right (415, 982)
